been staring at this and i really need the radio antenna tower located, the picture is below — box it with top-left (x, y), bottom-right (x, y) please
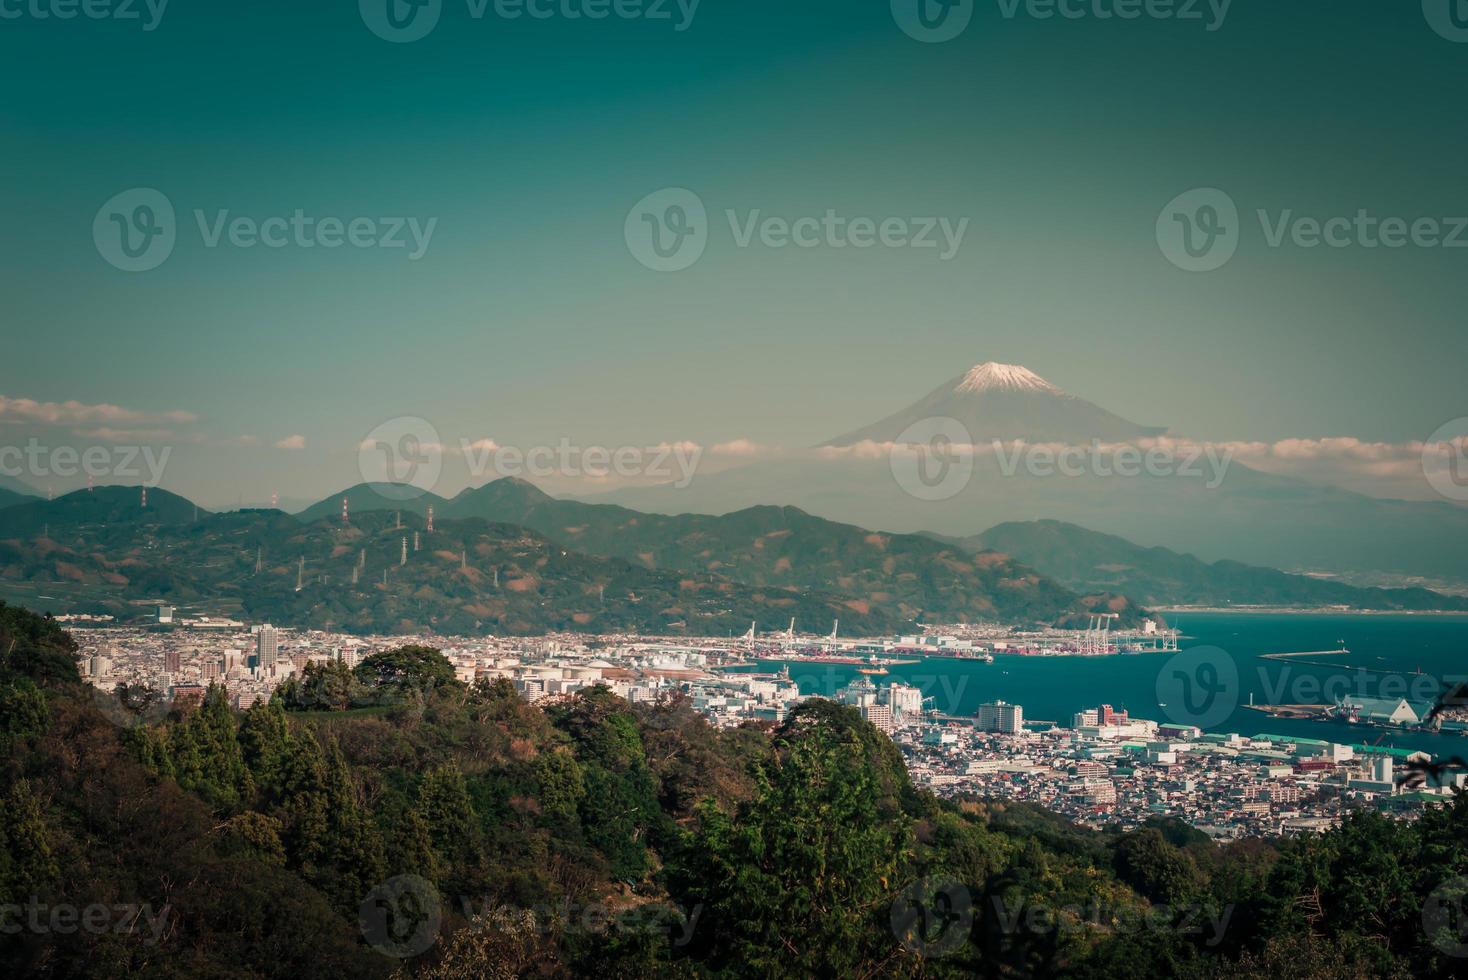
top-left (413, 531), bottom-right (420, 552)
top-left (427, 506), bottom-right (434, 533)
top-left (395, 511), bottom-right (401, 530)
top-left (460, 549), bottom-right (467, 570)
top-left (342, 497), bottom-right (349, 525)
top-left (271, 490), bottom-right (278, 509)
top-left (400, 537), bottom-right (407, 566)
top-left (140, 486), bottom-right (148, 508)
top-left (255, 546), bottom-right (262, 575)
top-left (296, 557), bottom-right (305, 591)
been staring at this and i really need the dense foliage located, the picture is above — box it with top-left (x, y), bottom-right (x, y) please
top-left (1, 601), bottom-right (1466, 977)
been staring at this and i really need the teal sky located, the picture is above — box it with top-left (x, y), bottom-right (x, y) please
top-left (1, 0), bottom-right (1466, 506)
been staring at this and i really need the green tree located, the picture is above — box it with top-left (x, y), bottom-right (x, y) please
top-left (669, 701), bottom-right (914, 977)
top-left (355, 645), bottom-right (459, 692)
top-left (0, 677), bottom-right (47, 750)
top-left (276, 660), bottom-right (363, 711)
top-left (1114, 827), bottom-right (1205, 906)
top-left (419, 760), bottom-right (482, 886)
top-left (0, 779), bottom-right (59, 903)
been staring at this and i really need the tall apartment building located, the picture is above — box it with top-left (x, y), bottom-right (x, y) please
top-left (977, 700), bottom-right (1024, 734)
top-left (256, 625), bottom-right (279, 669)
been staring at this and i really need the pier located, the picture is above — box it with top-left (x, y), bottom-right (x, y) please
top-left (1257, 648), bottom-right (1435, 680)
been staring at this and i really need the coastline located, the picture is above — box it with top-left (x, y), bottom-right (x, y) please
top-left (1157, 606), bottom-right (1468, 617)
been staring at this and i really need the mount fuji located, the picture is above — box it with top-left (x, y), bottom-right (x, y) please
top-left (826, 362), bottom-right (1166, 446)
top-left (590, 362), bottom-right (1468, 585)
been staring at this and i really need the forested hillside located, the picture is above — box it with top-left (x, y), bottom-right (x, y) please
top-left (1, 602), bottom-right (1465, 978)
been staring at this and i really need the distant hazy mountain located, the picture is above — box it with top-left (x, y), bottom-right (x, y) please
top-left (0, 485), bottom-right (204, 538)
top-left (969, 519), bottom-right (1468, 611)
top-left (826, 362), bottom-right (1167, 445)
top-left (295, 483), bottom-right (449, 523)
top-left (0, 486), bottom-right (34, 511)
top-left (0, 473), bottom-right (40, 503)
top-left (434, 477), bottom-right (1150, 628)
top-left (594, 362), bottom-right (1468, 585)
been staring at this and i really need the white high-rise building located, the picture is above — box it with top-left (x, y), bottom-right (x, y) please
top-left (978, 700), bottom-right (1024, 734)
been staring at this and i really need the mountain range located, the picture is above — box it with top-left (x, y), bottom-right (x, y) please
top-left (0, 484), bottom-right (1143, 635)
top-left (0, 485), bottom-right (34, 511)
top-left (592, 362), bottom-right (1468, 585)
top-left (966, 520), bottom-right (1468, 612)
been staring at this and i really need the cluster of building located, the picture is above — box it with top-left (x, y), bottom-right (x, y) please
top-left (68, 620), bottom-right (1460, 838)
top-left (898, 705), bottom-right (1455, 838)
top-left (70, 622), bottom-right (737, 713)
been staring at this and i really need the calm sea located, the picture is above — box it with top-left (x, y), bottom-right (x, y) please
top-left (742, 613), bottom-right (1468, 759)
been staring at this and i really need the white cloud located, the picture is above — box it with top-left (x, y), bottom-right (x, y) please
top-left (711, 438), bottom-right (768, 456)
top-left (0, 395), bottom-right (197, 426)
top-left (274, 435), bottom-right (307, 450)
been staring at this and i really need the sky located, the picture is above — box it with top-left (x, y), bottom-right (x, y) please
top-left (1, 0), bottom-right (1466, 508)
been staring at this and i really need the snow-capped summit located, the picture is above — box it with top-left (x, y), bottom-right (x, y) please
top-left (955, 362), bottom-right (1058, 394)
top-left (823, 360), bottom-right (1166, 446)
